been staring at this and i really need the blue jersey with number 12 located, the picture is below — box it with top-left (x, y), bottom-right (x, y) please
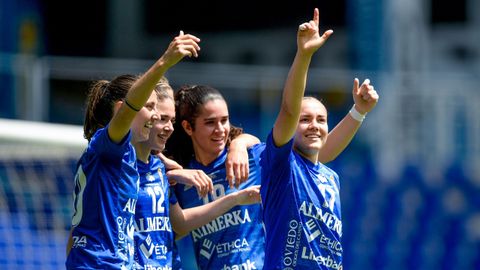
top-left (134, 155), bottom-right (178, 269)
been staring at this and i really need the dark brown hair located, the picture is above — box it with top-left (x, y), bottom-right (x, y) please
top-left (83, 74), bottom-right (139, 141)
top-left (165, 85), bottom-right (243, 167)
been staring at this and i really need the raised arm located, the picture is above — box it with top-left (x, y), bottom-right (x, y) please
top-left (170, 185), bottom-right (261, 238)
top-left (226, 133), bottom-right (261, 188)
top-left (318, 78), bottom-right (379, 163)
top-left (273, 8), bottom-right (333, 146)
top-left (108, 32), bottom-right (201, 143)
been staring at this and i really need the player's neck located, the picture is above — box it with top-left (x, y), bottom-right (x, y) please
top-left (193, 149), bottom-right (221, 166)
top-left (134, 143), bottom-right (151, 163)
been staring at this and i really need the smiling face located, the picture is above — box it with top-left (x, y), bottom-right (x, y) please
top-left (147, 98), bottom-right (175, 152)
top-left (183, 98), bottom-right (230, 165)
top-left (130, 91), bottom-right (159, 143)
top-left (293, 97), bottom-right (328, 162)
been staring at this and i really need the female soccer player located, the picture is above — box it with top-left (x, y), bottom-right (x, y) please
top-left (166, 85), bottom-right (265, 270)
top-left (133, 81), bottom-right (261, 269)
top-left (66, 32), bottom-right (201, 269)
top-left (260, 8), bottom-right (378, 269)
top-left (163, 11), bottom-right (378, 270)
top-left (165, 75), bottom-right (376, 270)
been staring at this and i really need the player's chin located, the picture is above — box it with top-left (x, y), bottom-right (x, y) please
top-left (213, 144), bottom-right (226, 153)
top-left (210, 141), bottom-right (226, 153)
top-left (303, 138), bottom-right (323, 148)
top-left (211, 138), bottom-right (226, 147)
top-left (156, 135), bottom-right (167, 145)
top-left (132, 130), bottom-right (150, 143)
top-left (303, 140), bottom-right (323, 151)
top-left (141, 128), bottom-right (152, 141)
top-left (138, 134), bottom-right (150, 143)
top-left (154, 142), bottom-right (166, 151)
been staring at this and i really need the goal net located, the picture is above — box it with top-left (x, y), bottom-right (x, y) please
top-left (0, 118), bottom-right (86, 269)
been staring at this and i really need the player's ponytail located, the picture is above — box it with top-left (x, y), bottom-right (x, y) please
top-left (83, 74), bottom-right (138, 141)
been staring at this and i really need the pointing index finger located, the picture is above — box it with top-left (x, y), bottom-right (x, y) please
top-left (313, 8), bottom-right (319, 26)
top-left (353, 78), bottom-right (360, 95)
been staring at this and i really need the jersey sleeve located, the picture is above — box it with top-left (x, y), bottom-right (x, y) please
top-left (169, 186), bottom-right (178, 205)
top-left (248, 142), bottom-right (265, 167)
top-left (261, 131), bottom-right (294, 176)
top-left (259, 131), bottom-right (295, 206)
top-left (88, 126), bottom-right (132, 160)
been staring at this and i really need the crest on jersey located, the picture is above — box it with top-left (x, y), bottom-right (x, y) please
top-left (146, 172), bottom-right (155, 182)
top-left (157, 168), bottom-right (164, 182)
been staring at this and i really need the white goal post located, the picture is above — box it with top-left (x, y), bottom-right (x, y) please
top-left (0, 118), bottom-right (86, 159)
top-left (0, 118), bottom-right (86, 268)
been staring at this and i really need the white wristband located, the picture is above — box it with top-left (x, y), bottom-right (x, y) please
top-left (349, 105), bottom-right (366, 122)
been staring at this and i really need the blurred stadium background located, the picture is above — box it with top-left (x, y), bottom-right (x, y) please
top-left (1, 0), bottom-right (479, 269)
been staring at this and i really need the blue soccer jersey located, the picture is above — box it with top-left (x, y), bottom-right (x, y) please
top-left (171, 240), bottom-right (183, 270)
top-left (260, 132), bottom-right (342, 270)
top-left (134, 155), bottom-right (178, 269)
top-left (174, 146), bottom-right (265, 270)
top-left (66, 127), bottom-right (139, 269)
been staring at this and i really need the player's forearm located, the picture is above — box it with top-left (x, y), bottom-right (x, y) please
top-left (230, 133), bottom-right (260, 149)
top-left (125, 60), bottom-right (168, 110)
top-left (273, 53), bottom-right (312, 146)
top-left (108, 59), bottom-right (170, 143)
top-left (165, 169), bottom-right (187, 184)
top-left (318, 111), bottom-right (362, 163)
top-left (174, 193), bottom-right (240, 235)
top-left (282, 52), bottom-right (312, 119)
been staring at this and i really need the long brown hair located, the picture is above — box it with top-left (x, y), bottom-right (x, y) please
top-left (165, 85), bottom-right (243, 167)
top-left (83, 74), bottom-right (139, 141)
